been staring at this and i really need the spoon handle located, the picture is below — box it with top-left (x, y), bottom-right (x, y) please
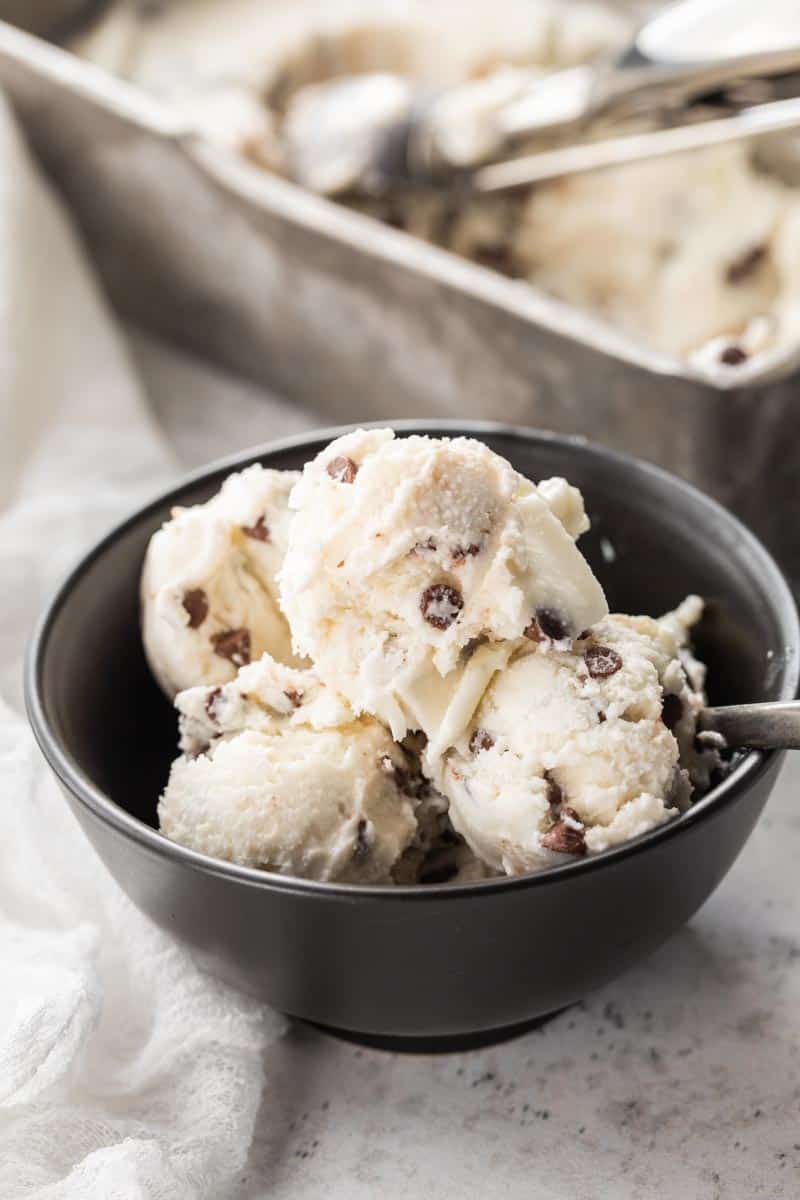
top-left (474, 96), bottom-right (800, 193)
top-left (700, 701), bottom-right (800, 750)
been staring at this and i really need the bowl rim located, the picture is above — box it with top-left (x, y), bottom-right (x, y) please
top-left (25, 419), bottom-right (800, 900)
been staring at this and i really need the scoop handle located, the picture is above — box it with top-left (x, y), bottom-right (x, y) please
top-left (699, 701), bottom-right (800, 750)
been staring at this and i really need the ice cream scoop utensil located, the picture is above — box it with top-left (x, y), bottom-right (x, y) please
top-left (699, 700), bottom-right (800, 749)
top-left (473, 94), bottom-right (800, 191)
top-left (498, 0), bottom-right (800, 144)
top-left (286, 0), bottom-right (800, 195)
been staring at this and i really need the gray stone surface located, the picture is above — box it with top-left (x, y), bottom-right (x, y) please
top-left (232, 753), bottom-right (800, 1200)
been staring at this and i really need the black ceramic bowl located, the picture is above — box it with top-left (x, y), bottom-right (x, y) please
top-left (26, 422), bottom-right (799, 1044)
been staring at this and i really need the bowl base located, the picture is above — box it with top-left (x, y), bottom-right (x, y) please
top-left (307, 1009), bottom-right (567, 1054)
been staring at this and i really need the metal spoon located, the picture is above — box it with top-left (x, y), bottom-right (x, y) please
top-left (473, 93), bottom-right (800, 192)
top-left (699, 700), bottom-right (800, 750)
top-left (284, 0), bottom-right (800, 196)
top-left (498, 0), bottom-right (800, 144)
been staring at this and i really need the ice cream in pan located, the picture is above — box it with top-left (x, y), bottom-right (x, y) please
top-left (144, 430), bottom-right (721, 884)
top-left (74, 2), bottom-right (800, 371)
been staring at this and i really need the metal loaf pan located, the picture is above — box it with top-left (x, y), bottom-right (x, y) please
top-left (0, 21), bottom-right (797, 589)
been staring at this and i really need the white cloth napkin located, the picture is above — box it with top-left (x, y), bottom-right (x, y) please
top-left (0, 96), bottom-right (287, 1198)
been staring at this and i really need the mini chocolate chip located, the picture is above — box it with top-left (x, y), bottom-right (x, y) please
top-left (452, 543), bottom-right (481, 565)
top-left (211, 628), bottom-right (251, 667)
top-left (205, 686), bottom-right (222, 721)
top-left (524, 618), bottom-right (542, 642)
top-left (661, 692), bottom-right (684, 732)
top-left (725, 243), bottom-right (767, 285)
top-left (182, 588), bottom-right (208, 629)
top-left (384, 209), bottom-right (408, 231)
top-left (284, 688), bottom-right (303, 708)
top-left (578, 630), bottom-right (592, 641)
top-left (326, 456), bottom-right (358, 483)
top-left (585, 644), bottom-right (623, 679)
top-left (469, 728), bottom-right (495, 755)
top-left (544, 770), bottom-right (563, 820)
top-left (536, 607), bottom-right (571, 641)
top-left (419, 858), bottom-right (460, 885)
top-left (242, 516), bottom-right (270, 542)
top-left (597, 711), bottom-right (607, 724)
top-left (353, 819), bottom-right (370, 860)
top-left (720, 344), bottom-right (748, 366)
top-left (541, 807), bottom-right (586, 856)
top-left (472, 244), bottom-right (518, 277)
top-left (420, 583), bottom-right (464, 630)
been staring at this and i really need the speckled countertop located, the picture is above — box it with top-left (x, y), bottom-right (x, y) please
top-left (230, 752), bottom-right (800, 1200)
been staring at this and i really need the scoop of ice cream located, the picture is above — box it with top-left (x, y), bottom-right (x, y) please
top-left (429, 597), bottom-right (719, 875)
top-left (279, 428), bottom-right (607, 742)
top-left (142, 464), bottom-right (303, 698)
top-left (160, 655), bottom-right (417, 883)
top-left (160, 727), bottom-right (416, 883)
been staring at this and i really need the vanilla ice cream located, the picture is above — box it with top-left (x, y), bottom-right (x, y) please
top-left (159, 654), bottom-right (417, 883)
top-left (279, 428), bottom-right (608, 743)
top-left (143, 428), bottom-right (724, 887)
top-left (142, 464), bottom-right (303, 698)
top-left (429, 596), bottom-right (719, 875)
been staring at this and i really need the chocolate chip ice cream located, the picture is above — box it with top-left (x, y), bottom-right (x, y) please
top-left (144, 429), bottom-right (722, 884)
